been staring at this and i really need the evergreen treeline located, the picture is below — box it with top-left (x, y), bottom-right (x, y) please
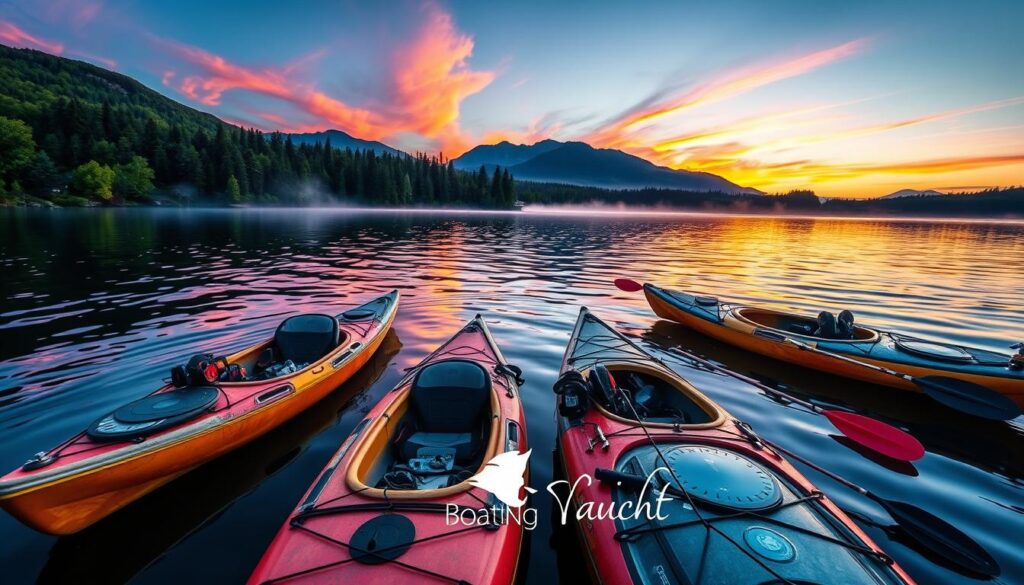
top-left (0, 45), bottom-right (515, 208)
top-left (517, 181), bottom-right (1024, 217)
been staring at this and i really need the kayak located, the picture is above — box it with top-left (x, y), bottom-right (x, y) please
top-left (0, 290), bottom-right (399, 535)
top-left (38, 329), bottom-right (402, 585)
top-left (554, 308), bottom-right (915, 584)
top-left (645, 283), bottom-right (1024, 408)
top-left (249, 315), bottom-right (528, 585)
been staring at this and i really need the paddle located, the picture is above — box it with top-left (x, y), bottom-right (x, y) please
top-left (765, 437), bottom-right (1001, 578)
top-left (614, 278), bottom-right (644, 292)
top-left (663, 346), bottom-right (925, 462)
top-left (761, 331), bottom-right (1022, 421)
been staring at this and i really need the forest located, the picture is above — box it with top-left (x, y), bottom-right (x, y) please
top-left (0, 45), bottom-right (516, 208)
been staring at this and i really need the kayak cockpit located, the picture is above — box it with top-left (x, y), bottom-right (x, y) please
top-left (227, 314), bottom-right (352, 381)
top-left (734, 307), bottom-right (880, 342)
top-left (347, 359), bottom-right (502, 496)
top-left (587, 363), bottom-right (726, 429)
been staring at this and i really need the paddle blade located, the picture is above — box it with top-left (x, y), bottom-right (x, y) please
top-left (824, 410), bottom-right (925, 462)
top-left (916, 376), bottom-right (1021, 421)
top-left (880, 499), bottom-right (1000, 577)
top-left (614, 278), bottom-right (643, 292)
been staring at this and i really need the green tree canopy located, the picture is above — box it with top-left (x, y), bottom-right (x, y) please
top-left (71, 160), bottom-right (115, 201)
top-left (113, 155), bottom-right (155, 200)
top-left (0, 116), bottom-right (34, 181)
top-left (226, 175), bottom-right (241, 203)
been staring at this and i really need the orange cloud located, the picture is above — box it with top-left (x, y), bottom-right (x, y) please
top-left (0, 21), bottom-right (64, 54)
top-left (162, 2), bottom-right (495, 155)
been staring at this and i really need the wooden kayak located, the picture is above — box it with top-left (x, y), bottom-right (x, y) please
top-left (645, 283), bottom-right (1024, 408)
top-left (554, 307), bottom-right (915, 584)
top-left (249, 314), bottom-right (528, 585)
top-left (0, 290), bottom-right (399, 535)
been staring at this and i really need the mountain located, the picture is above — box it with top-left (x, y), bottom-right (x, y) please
top-left (454, 139), bottom-right (563, 170)
top-left (880, 188), bottom-right (945, 199)
top-left (283, 129), bottom-right (404, 156)
top-left (453, 140), bottom-right (755, 194)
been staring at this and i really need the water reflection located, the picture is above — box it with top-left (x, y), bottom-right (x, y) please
top-left (0, 208), bottom-right (1022, 584)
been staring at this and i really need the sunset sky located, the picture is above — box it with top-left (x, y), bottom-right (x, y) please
top-left (0, 0), bottom-right (1021, 197)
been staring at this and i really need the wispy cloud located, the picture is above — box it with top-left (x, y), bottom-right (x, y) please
top-left (587, 39), bottom-right (869, 147)
top-left (0, 21), bottom-right (64, 54)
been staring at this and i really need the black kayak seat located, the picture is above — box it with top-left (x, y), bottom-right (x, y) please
top-left (273, 314), bottom-right (340, 365)
top-left (402, 359), bottom-right (490, 462)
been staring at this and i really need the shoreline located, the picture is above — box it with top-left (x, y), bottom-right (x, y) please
top-left (5, 203), bottom-right (1024, 224)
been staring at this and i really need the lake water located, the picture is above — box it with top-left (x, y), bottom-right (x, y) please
top-left (1, 208), bottom-right (1022, 584)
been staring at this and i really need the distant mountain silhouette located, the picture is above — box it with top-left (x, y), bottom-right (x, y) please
top-left (283, 129), bottom-right (404, 156)
top-left (454, 139), bottom-right (563, 170)
top-left (880, 188), bottom-right (945, 199)
top-left (454, 140), bottom-right (755, 194)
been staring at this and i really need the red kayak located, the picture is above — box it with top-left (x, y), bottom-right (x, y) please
top-left (554, 308), bottom-right (915, 585)
top-left (249, 315), bottom-right (528, 585)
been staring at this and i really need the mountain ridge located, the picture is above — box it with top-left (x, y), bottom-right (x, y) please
top-left (880, 188), bottom-right (945, 199)
top-left (282, 129), bottom-right (403, 156)
top-left (453, 139), bottom-right (756, 194)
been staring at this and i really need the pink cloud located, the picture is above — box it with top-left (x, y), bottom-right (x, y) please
top-left (0, 21), bottom-right (65, 55)
top-left (159, 2), bottom-right (496, 155)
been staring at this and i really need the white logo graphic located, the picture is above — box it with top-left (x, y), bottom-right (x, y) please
top-left (468, 449), bottom-right (537, 507)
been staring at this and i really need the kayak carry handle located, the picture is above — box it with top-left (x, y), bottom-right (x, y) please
top-left (595, 467), bottom-right (646, 489)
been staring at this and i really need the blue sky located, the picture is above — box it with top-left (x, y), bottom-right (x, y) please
top-left (1, 0), bottom-right (1021, 196)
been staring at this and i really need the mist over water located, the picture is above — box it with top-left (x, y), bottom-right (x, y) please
top-left (1, 208), bottom-right (1022, 584)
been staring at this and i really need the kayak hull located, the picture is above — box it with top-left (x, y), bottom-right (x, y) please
top-left (645, 284), bottom-right (1024, 407)
top-left (249, 315), bottom-right (527, 585)
top-left (555, 308), bottom-right (915, 584)
top-left (0, 291), bottom-right (399, 535)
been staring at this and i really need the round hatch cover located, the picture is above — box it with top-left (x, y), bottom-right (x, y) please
top-left (661, 445), bottom-right (782, 511)
top-left (87, 386), bottom-right (220, 441)
top-left (350, 514), bottom-right (416, 565)
top-left (894, 338), bottom-right (973, 362)
top-left (113, 386), bottom-right (220, 423)
top-left (744, 526), bottom-right (796, 562)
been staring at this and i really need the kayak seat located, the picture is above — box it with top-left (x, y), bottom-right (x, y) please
top-left (401, 359), bottom-right (490, 463)
top-left (273, 314), bottom-right (340, 365)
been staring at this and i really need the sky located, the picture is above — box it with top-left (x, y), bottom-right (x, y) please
top-left (0, 0), bottom-right (1022, 197)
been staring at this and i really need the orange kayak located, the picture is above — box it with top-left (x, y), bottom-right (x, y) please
top-left (644, 283), bottom-right (1024, 408)
top-left (0, 290), bottom-right (399, 535)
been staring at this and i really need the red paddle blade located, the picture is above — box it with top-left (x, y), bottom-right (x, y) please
top-left (824, 410), bottom-right (925, 462)
top-left (614, 278), bottom-right (643, 292)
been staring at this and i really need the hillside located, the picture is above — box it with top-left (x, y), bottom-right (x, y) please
top-left (454, 139), bottom-right (754, 194)
top-left (0, 45), bottom-right (515, 208)
top-left (283, 129), bottom-right (403, 156)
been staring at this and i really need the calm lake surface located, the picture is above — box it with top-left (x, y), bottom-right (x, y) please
top-left (1, 208), bottom-right (1022, 584)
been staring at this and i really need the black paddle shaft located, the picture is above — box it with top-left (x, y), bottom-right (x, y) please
top-left (765, 436), bottom-right (1000, 577)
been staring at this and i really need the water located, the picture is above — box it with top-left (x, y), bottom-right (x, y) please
top-left (1, 208), bottom-right (1022, 584)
